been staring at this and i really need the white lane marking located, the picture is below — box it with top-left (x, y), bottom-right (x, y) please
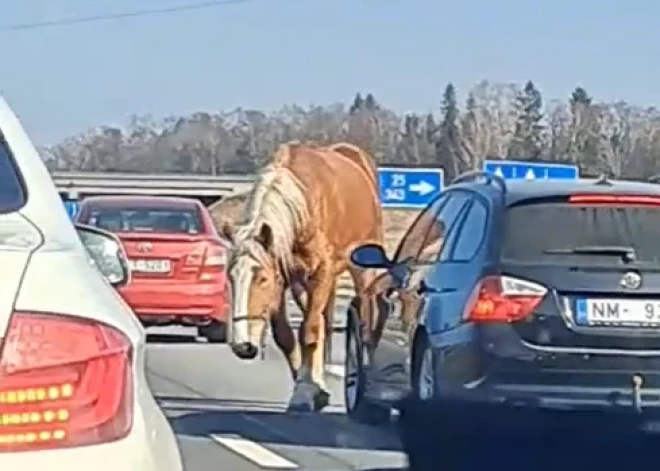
top-left (210, 434), bottom-right (298, 469)
top-left (325, 364), bottom-right (345, 378)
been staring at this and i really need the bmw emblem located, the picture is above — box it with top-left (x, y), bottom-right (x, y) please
top-left (620, 271), bottom-right (642, 290)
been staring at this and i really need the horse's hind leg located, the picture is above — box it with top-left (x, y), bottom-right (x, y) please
top-left (271, 292), bottom-right (301, 383)
top-left (349, 265), bottom-right (377, 342)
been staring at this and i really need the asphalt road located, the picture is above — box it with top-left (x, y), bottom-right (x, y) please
top-left (145, 325), bottom-right (407, 471)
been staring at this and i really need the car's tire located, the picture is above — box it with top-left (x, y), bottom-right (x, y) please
top-left (344, 306), bottom-right (391, 426)
top-left (199, 320), bottom-right (227, 343)
top-left (411, 331), bottom-right (436, 400)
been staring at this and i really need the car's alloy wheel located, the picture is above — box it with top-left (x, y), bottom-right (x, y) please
top-left (417, 346), bottom-right (435, 400)
top-left (344, 307), bottom-right (390, 425)
top-left (344, 317), bottom-right (361, 412)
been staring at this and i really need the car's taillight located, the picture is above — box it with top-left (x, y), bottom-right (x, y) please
top-left (464, 276), bottom-right (547, 323)
top-left (184, 242), bottom-right (226, 280)
top-left (203, 244), bottom-right (227, 269)
top-left (0, 311), bottom-right (133, 452)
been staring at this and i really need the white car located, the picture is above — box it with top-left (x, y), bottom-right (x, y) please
top-left (0, 97), bottom-right (183, 470)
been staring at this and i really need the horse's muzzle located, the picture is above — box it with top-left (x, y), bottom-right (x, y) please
top-left (230, 342), bottom-right (259, 360)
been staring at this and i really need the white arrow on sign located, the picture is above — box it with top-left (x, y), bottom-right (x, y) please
top-left (494, 166), bottom-right (504, 178)
top-left (409, 180), bottom-right (436, 196)
top-left (524, 168), bottom-right (536, 180)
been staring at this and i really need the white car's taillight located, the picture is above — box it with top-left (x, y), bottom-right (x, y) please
top-left (0, 311), bottom-right (133, 452)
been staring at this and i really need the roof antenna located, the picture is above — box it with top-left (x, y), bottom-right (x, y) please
top-left (594, 173), bottom-right (613, 186)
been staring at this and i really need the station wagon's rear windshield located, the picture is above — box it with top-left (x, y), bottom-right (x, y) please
top-left (0, 135), bottom-right (26, 214)
top-left (83, 207), bottom-right (204, 235)
top-left (502, 201), bottom-right (660, 265)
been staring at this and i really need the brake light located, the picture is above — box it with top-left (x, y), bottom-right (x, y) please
top-left (569, 194), bottom-right (660, 206)
top-left (203, 245), bottom-right (227, 268)
top-left (0, 312), bottom-right (132, 452)
top-left (184, 242), bottom-right (226, 280)
top-left (464, 276), bottom-right (547, 323)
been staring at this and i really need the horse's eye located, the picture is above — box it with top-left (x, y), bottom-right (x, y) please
top-left (256, 275), bottom-right (268, 285)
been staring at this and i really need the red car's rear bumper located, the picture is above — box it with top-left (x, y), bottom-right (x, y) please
top-left (119, 276), bottom-right (230, 326)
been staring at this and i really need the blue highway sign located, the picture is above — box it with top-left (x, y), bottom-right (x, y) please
top-left (63, 201), bottom-right (80, 220)
top-left (483, 160), bottom-right (579, 180)
top-left (378, 167), bottom-right (444, 209)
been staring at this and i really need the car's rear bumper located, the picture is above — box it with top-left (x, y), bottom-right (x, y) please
top-left (120, 279), bottom-right (229, 326)
top-left (0, 401), bottom-right (182, 471)
top-left (451, 362), bottom-right (660, 410)
top-left (435, 325), bottom-right (660, 410)
top-left (0, 440), bottom-right (179, 471)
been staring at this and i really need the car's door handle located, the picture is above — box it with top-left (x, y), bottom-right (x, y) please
top-left (415, 279), bottom-right (434, 295)
top-left (415, 279), bottom-right (454, 295)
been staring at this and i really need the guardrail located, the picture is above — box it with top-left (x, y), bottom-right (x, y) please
top-left (336, 274), bottom-right (356, 299)
top-left (51, 171), bottom-right (257, 198)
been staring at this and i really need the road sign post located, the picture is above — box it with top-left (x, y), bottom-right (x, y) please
top-left (483, 160), bottom-right (579, 181)
top-left (378, 167), bottom-right (444, 209)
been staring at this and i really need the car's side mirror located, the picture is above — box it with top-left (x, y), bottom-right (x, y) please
top-left (350, 243), bottom-right (392, 269)
top-left (75, 223), bottom-right (130, 287)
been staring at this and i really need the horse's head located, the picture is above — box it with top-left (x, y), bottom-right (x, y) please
top-left (221, 221), bottom-right (285, 360)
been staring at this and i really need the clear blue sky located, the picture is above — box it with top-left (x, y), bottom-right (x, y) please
top-left (3, 0), bottom-right (659, 145)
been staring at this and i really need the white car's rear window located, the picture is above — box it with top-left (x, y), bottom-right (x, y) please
top-left (0, 134), bottom-right (26, 214)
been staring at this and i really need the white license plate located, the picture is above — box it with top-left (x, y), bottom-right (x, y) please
top-left (129, 259), bottom-right (171, 273)
top-left (575, 298), bottom-right (660, 326)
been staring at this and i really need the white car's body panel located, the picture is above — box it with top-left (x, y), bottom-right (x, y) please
top-left (0, 97), bottom-right (182, 470)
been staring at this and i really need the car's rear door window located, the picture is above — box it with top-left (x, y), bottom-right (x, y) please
top-left (503, 202), bottom-right (660, 266)
top-left (85, 207), bottom-right (204, 234)
top-left (0, 135), bottom-right (26, 214)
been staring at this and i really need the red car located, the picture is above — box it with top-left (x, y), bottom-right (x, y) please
top-left (77, 195), bottom-right (230, 342)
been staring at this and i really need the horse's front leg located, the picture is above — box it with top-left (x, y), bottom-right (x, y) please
top-left (271, 291), bottom-right (301, 384)
top-left (288, 263), bottom-right (334, 412)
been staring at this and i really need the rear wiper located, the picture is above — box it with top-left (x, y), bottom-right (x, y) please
top-left (544, 245), bottom-right (637, 262)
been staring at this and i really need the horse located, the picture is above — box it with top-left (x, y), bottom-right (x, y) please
top-left (220, 141), bottom-right (384, 412)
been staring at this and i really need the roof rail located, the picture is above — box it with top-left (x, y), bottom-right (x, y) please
top-left (451, 170), bottom-right (507, 194)
top-left (648, 174), bottom-right (660, 184)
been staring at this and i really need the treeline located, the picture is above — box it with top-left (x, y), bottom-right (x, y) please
top-left (41, 80), bottom-right (660, 181)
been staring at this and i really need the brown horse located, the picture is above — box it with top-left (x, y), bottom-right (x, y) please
top-left (221, 141), bottom-right (383, 411)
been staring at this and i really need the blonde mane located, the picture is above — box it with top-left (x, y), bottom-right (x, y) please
top-left (234, 160), bottom-right (309, 272)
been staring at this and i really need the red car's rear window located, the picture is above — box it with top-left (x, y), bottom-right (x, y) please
top-left (82, 206), bottom-right (205, 235)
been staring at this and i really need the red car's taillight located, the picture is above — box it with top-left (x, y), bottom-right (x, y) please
top-left (464, 276), bottom-right (547, 323)
top-left (184, 241), bottom-right (226, 280)
top-left (0, 311), bottom-right (133, 452)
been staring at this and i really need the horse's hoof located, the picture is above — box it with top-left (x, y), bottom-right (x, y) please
top-left (287, 382), bottom-right (316, 413)
top-left (287, 381), bottom-right (329, 413)
top-left (313, 388), bottom-right (330, 412)
top-left (287, 401), bottom-right (314, 413)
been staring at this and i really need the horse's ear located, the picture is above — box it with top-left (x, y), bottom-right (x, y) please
top-left (220, 220), bottom-right (235, 243)
top-left (256, 223), bottom-right (274, 251)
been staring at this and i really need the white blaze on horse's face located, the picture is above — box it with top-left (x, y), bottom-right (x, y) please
top-left (229, 253), bottom-right (256, 347)
top-left (226, 240), bottom-right (282, 360)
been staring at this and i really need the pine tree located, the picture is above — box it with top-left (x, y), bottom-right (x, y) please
top-left (508, 80), bottom-right (545, 159)
top-left (349, 93), bottom-right (364, 114)
top-left (437, 83), bottom-right (462, 177)
top-left (568, 86), bottom-right (597, 168)
top-left (364, 93), bottom-right (378, 111)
